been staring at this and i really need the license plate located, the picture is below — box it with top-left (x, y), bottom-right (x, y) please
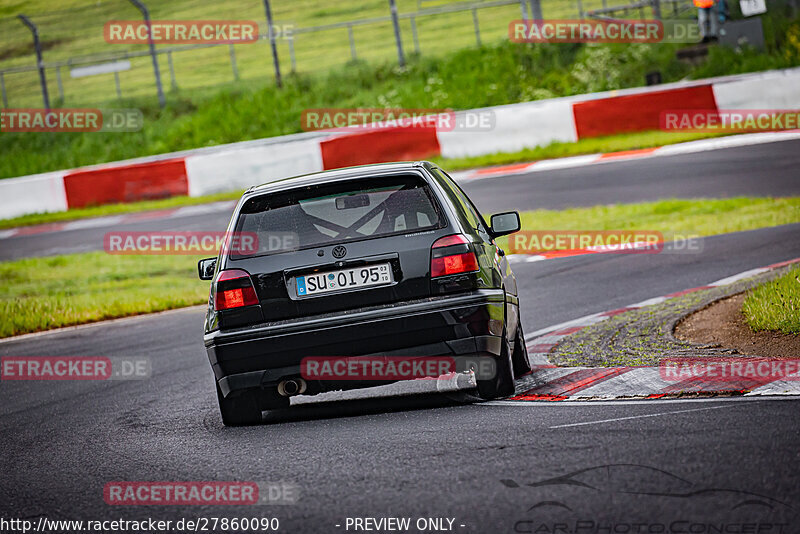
top-left (295, 263), bottom-right (393, 297)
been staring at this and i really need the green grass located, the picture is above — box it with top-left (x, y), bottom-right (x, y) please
top-left (0, 190), bottom-right (242, 229)
top-left (0, 252), bottom-right (209, 338)
top-left (497, 197), bottom-right (800, 250)
top-left (2, 196), bottom-right (797, 338)
top-left (2, 6), bottom-right (799, 180)
top-left (743, 265), bottom-right (800, 334)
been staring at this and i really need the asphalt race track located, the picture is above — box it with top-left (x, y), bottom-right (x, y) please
top-left (2, 138), bottom-right (800, 261)
top-left (1, 138), bottom-right (799, 532)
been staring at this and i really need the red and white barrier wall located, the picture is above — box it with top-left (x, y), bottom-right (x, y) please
top-left (2, 68), bottom-right (799, 220)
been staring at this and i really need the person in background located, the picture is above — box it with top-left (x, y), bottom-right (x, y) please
top-left (695, 0), bottom-right (719, 42)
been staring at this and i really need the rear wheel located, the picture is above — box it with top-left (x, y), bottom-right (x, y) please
top-left (216, 385), bottom-right (264, 426)
top-left (476, 331), bottom-right (516, 400)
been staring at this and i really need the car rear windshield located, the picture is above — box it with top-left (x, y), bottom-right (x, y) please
top-left (231, 173), bottom-right (444, 257)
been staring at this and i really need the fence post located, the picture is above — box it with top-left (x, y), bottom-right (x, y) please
top-left (114, 70), bottom-right (122, 99)
top-left (528, 0), bottom-right (543, 20)
top-left (262, 0), bottom-right (282, 88)
top-left (229, 44), bottom-right (239, 80)
top-left (576, 0), bottom-right (584, 18)
top-left (17, 14), bottom-right (49, 110)
top-left (388, 0), bottom-right (406, 67)
top-left (520, 0), bottom-right (528, 20)
top-left (471, 8), bottom-right (481, 46)
top-left (0, 72), bottom-right (7, 108)
top-left (127, 0), bottom-right (165, 108)
top-left (288, 37), bottom-right (296, 72)
top-left (348, 24), bottom-right (357, 61)
top-left (652, 0), bottom-right (662, 18)
top-left (410, 16), bottom-right (420, 54)
top-left (56, 66), bottom-right (64, 102)
top-left (167, 51), bottom-right (177, 89)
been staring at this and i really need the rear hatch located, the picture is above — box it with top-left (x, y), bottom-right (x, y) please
top-left (227, 172), bottom-right (452, 322)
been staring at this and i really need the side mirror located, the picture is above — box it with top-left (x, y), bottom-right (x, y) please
top-left (490, 212), bottom-right (521, 237)
top-left (198, 258), bottom-right (217, 280)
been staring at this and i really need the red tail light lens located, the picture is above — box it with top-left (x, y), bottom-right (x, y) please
top-left (431, 234), bottom-right (480, 278)
top-left (213, 269), bottom-right (259, 311)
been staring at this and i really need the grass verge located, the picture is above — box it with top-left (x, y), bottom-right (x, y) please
top-left (514, 197), bottom-right (800, 237)
top-left (0, 191), bottom-right (242, 230)
top-left (0, 253), bottom-right (209, 338)
top-left (2, 197), bottom-right (797, 338)
top-left (743, 265), bottom-right (800, 334)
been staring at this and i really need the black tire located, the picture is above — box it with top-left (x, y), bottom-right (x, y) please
top-left (476, 331), bottom-right (516, 400)
top-left (511, 322), bottom-right (531, 377)
top-left (216, 384), bottom-right (263, 426)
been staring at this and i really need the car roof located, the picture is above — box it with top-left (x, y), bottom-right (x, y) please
top-left (245, 161), bottom-right (437, 198)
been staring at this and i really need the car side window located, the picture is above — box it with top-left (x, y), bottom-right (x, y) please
top-left (430, 167), bottom-right (490, 236)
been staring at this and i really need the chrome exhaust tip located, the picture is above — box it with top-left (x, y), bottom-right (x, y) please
top-left (278, 378), bottom-right (306, 397)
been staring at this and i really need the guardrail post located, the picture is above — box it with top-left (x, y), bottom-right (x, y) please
top-left (347, 24), bottom-right (357, 61)
top-left (520, 0), bottom-right (529, 20)
top-left (262, 0), bottom-right (282, 88)
top-left (127, 0), bottom-right (166, 108)
top-left (577, 0), bottom-right (584, 18)
top-left (652, 0), bottom-right (662, 18)
top-left (388, 0), bottom-right (406, 67)
top-left (17, 14), bottom-right (49, 110)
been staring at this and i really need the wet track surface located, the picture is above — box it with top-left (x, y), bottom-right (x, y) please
top-left (1, 139), bottom-right (800, 532)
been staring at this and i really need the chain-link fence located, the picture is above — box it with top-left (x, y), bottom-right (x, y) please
top-left (0, 0), bottom-right (672, 109)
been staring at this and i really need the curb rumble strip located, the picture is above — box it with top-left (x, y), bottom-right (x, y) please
top-left (508, 257), bottom-right (800, 402)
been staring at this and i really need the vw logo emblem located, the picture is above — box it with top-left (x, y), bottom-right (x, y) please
top-left (332, 245), bottom-right (347, 259)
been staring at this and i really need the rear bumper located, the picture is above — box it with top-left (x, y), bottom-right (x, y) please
top-left (204, 289), bottom-right (512, 397)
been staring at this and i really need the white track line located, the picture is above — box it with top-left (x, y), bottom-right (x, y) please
top-left (548, 404), bottom-right (737, 428)
top-left (482, 396), bottom-right (800, 406)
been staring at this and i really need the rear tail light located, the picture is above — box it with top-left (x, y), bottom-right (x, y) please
top-left (213, 269), bottom-right (259, 311)
top-left (431, 234), bottom-right (479, 278)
